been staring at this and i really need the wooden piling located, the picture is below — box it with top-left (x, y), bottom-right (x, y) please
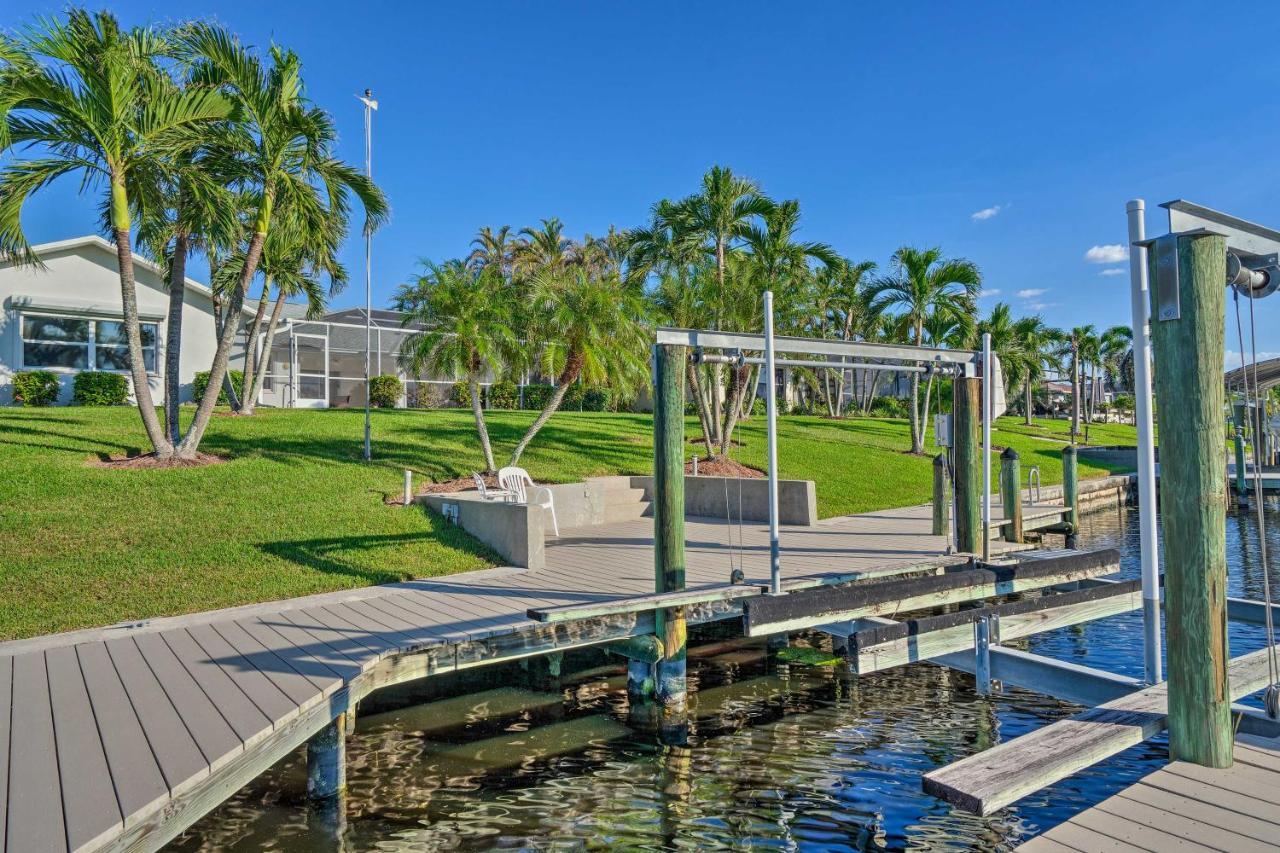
top-left (1148, 230), bottom-right (1232, 768)
top-left (653, 344), bottom-right (688, 712)
top-left (932, 453), bottom-right (949, 536)
top-left (999, 448), bottom-right (1022, 543)
top-left (306, 713), bottom-right (347, 802)
top-left (1062, 445), bottom-right (1079, 548)
top-left (953, 376), bottom-right (981, 554)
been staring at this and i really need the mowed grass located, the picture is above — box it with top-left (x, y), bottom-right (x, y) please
top-left (0, 406), bottom-right (1135, 640)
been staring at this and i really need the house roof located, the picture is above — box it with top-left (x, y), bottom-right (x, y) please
top-left (23, 234), bottom-right (221, 302)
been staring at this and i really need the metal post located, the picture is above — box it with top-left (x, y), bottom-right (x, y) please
top-left (932, 453), bottom-right (948, 536)
top-left (360, 89), bottom-right (377, 462)
top-left (974, 617), bottom-right (992, 695)
top-left (1126, 200), bottom-right (1162, 685)
top-left (403, 469), bottom-right (412, 506)
top-left (982, 332), bottom-right (993, 562)
top-left (763, 290), bottom-right (782, 595)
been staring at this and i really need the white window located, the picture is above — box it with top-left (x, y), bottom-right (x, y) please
top-left (21, 313), bottom-right (158, 373)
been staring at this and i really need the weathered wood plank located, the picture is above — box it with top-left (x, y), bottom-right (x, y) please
top-left (8, 652), bottom-right (67, 853)
top-left (75, 643), bottom-right (169, 829)
top-left (528, 583), bottom-right (763, 623)
top-left (852, 582), bottom-right (1142, 674)
top-left (923, 641), bottom-right (1280, 815)
top-left (745, 549), bottom-right (1121, 636)
top-left (46, 646), bottom-right (122, 853)
top-left (104, 637), bottom-right (208, 796)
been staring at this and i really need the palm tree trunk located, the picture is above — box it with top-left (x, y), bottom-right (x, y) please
top-left (112, 223), bottom-right (173, 458)
top-left (686, 361), bottom-right (715, 457)
top-left (470, 374), bottom-right (496, 472)
top-left (921, 373), bottom-right (935, 442)
top-left (164, 233), bottom-right (190, 444)
top-left (238, 279), bottom-right (272, 412)
top-left (177, 231), bottom-right (266, 458)
top-left (244, 292), bottom-right (286, 416)
top-left (1023, 379), bottom-right (1034, 426)
top-left (720, 363), bottom-right (750, 457)
top-left (211, 295), bottom-right (241, 410)
top-left (509, 350), bottom-right (585, 466)
top-left (738, 365), bottom-right (759, 421)
top-left (908, 319), bottom-right (924, 453)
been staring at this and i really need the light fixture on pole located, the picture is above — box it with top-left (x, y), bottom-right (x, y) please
top-left (358, 88), bottom-right (377, 462)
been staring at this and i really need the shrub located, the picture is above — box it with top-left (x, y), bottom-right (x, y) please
top-left (562, 383), bottom-right (586, 410)
top-left (581, 387), bottom-right (613, 412)
top-left (12, 370), bottom-right (60, 406)
top-left (72, 371), bottom-right (128, 406)
top-left (192, 369), bottom-right (244, 406)
top-left (522, 384), bottom-right (554, 410)
top-left (452, 380), bottom-right (473, 408)
top-left (488, 379), bottom-right (518, 410)
top-left (868, 396), bottom-right (909, 418)
top-left (369, 374), bottom-right (403, 408)
top-left (750, 397), bottom-right (765, 417)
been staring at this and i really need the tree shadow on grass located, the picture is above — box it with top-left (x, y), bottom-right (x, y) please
top-left (257, 508), bottom-right (499, 582)
top-left (0, 422), bottom-right (142, 456)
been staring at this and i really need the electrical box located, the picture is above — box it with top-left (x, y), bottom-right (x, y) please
top-left (935, 414), bottom-right (952, 447)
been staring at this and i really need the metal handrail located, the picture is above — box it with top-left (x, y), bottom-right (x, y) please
top-left (1027, 466), bottom-right (1042, 504)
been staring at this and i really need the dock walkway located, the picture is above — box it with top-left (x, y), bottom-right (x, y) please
top-left (0, 500), bottom-right (1038, 853)
top-left (1018, 734), bottom-right (1280, 852)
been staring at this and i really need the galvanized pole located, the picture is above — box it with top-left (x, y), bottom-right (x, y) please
top-left (982, 332), bottom-right (993, 562)
top-left (1125, 200), bottom-right (1162, 686)
top-left (763, 290), bottom-right (782, 595)
top-left (360, 89), bottom-right (377, 462)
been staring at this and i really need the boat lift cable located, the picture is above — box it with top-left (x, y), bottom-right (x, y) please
top-left (1234, 288), bottom-right (1280, 717)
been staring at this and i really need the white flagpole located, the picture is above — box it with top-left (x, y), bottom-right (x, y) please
top-left (360, 89), bottom-right (377, 462)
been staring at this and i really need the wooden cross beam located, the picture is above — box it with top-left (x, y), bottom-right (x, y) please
top-left (741, 548), bottom-right (1121, 637)
top-left (921, 640), bottom-right (1280, 816)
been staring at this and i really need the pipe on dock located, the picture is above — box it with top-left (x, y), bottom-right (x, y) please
top-left (932, 453), bottom-right (949, 537)
top-left (1062, 445), bottom-right (1079, 549)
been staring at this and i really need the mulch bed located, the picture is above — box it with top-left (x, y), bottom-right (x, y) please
top-left (89, 452), bottom-right (226, 469)
top-left (687, 456), bottom-right (765, 478)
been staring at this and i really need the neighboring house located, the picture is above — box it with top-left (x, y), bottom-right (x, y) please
top-left (1, 235), bottom-right (237, 405)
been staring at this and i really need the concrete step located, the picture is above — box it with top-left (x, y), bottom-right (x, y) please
top-left (603, 501), bottom-right (652, 523)
top-left (602, 487), bottom-right (649, 505)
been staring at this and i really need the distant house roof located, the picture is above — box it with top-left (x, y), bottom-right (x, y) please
top-left (1043, 381), bottom-right (1072, 394)
top-left (322, 307), bottom-right (430, 331)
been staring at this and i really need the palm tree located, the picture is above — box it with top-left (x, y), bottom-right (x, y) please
top-left (175, 23), bottom-right (387, 457)
top-left (515, 217), bottom-right (571, 274)
top-left (468, 225), bottom-right (516, 275)
top-left (1066, 325), bottom-right (1095, 443)
top-left (922, 302), bottom-right (976, 432)
top-left (866, 247), bottom-right (981, 453)
top-left (1010, 316), bottom-right (1063, 425)
top-left (0, 11), bottom-right (233, 458)
top-left (395, 262), bottom-right (516, 472)
top-left (672, 166), bottom-right (773, 442)
top-left (508, 268), bottom-right (649, 466)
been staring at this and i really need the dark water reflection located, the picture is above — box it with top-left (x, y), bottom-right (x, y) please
top-left (169, 500), bottom-right (1280, 851)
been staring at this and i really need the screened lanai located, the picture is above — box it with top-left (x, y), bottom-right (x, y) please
top-left (253, 310), bottom-right (530, 409)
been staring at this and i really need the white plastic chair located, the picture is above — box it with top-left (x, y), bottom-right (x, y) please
top-left (472, 472), bottom-right (514, 501)
top-left (497, 466), bottom-right (559, 536)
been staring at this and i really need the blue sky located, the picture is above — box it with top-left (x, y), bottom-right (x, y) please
top-left (10, 1), bottom-right (1280, 355)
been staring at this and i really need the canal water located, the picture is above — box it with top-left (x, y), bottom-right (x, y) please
top-left (170, 501), bottom-right (1280, 851)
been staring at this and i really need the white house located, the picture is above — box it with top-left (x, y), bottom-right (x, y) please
top-left (0, 235), bottom-right (253, 405)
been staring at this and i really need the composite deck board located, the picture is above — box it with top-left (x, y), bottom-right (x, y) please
top-left (103, 638), bottom-right (208, 795)
top-left (74, 643), bottom-right (170, 828)
top-left (208, 621), bottom-right (328, 709)
top-left (0, 494), bottom-right (1068, 853)
top-left (131, 633), bottom-right (241, 771)
top-left (8, 652), bottom-right (65, 853)
top-left (156, 629), bottom-right (273, 745)
top-left (45, 646), bottom-right (122, 853)
top-left (1019, 739), bottom-right (1280, 852)
top-left (183, 624), bottom-right (298, 724)
top-left (0, 657), bottom-right (10, 848)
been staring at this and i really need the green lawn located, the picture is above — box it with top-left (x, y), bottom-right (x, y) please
top-left (0, 406), bottom-right (1135, 640)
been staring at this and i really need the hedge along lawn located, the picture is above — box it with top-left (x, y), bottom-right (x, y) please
top-left (0, 406), bottom-right (1136, 640)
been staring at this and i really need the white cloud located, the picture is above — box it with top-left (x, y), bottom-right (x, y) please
top-left (1085, 244), bottom-right (1129, 263)
top-left (1098, 268), bottom-right (1126, 277)
top-left (1016, 288), bottom-right (1048, 298)
top-left (971, 205), bottom-right (1002, 221)
top-left (979, 288), bottom-right (1002, 298)
top-left (1028, 302), bottom-right (1062, 311)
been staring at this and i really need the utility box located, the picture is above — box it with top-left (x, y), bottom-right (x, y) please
top-left (935, 414), bottom-right (952, 447)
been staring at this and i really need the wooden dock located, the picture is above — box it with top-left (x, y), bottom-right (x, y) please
top-left (1018, 734), bottom-right (1280, 852)
top-left (0, 498), bottom-right (1059, 853)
